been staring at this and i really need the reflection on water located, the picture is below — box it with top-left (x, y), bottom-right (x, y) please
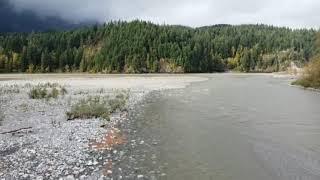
top-left (135, 74), bottom-right (320, 180)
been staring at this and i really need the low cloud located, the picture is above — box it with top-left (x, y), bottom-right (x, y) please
top-left (8, 0), bottom-right (320, 28)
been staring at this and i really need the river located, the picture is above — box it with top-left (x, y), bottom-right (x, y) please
top-left (132, 74), bottom-right (320, 180)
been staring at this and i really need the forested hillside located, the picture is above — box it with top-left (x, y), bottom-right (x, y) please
top-left (0, 21), bottom-right (317, 73)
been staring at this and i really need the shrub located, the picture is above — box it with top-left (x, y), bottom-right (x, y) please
top-left (51, 87), bottom-right (59, 98)
top-left (67, 96), bottom-right (111, 121)
top-left (28, 83), bottom-right (67, 99)
top-left (60, 87), bottom-right (68, 95)
top-left (67, 91), bottom-right (129, 121)
top-left (109, 98), bottom-right (126, 113)
top-left (29, 87), bottom-right (47, 99)
top-left (97, 88), bottom-right (105, 94)
top-left (0, 84), bottom-right (20, 95)
top-left (293, 57), bottom-right (320, 89)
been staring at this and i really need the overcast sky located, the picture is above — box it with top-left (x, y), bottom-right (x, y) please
top-left (8, 0), bottom-right (320, 28)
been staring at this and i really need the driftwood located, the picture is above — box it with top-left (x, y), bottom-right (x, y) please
top-left (0, 127), bottom-right (32, 135)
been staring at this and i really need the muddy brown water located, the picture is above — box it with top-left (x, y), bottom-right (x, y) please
top-left (133, 74), bottom-right (320, 180)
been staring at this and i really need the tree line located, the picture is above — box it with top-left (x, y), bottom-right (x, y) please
top-left (0, 20), bottom-right (317, 73)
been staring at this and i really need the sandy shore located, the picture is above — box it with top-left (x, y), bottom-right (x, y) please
top-left (0, 74), bottom-right (207, 180)
top-left (0, 74), bottom-right (207, 90)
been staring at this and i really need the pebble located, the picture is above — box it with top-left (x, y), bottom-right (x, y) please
top-left (36, 176), bottom-right (44, 180)
top-left (87, 161), bottom-right (93, 166)
top-left (152, 142), bottom-right (158, 145)
top-left (0, 85), bottom-right (163, 179)
top-left (150, 175), bottom-right (157, 180)
top-left (119, 151), bottom-right (125, 157)
top-left (161, 173), bottom-right (167, 177)
top-left (65, 175), bottom-right (75, 180)
top-left (137, 174), bottom-right (144, 179)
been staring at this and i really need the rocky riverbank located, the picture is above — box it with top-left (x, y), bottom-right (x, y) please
top-left (0, 75), bottom-right (207, 180)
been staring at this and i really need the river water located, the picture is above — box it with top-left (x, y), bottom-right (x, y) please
top-left (133, 74), bottom-right (320, 180)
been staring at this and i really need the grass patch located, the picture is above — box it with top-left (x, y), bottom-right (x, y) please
top-left (28, 83), bottom-right (67, 99)
top-left (67, 91), bottom-right (129, 121)
top-left (67, 96), bottom-right (111, 121)
top-left (0, 84), bottom-right (20, 95)
top-left (0, 109), bottom-right (4, 126)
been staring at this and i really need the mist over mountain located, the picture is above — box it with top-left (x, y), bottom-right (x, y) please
top-left (5, 0), bottom-right (320, 29)
top-left (0, 0), bottom-right (93, 32)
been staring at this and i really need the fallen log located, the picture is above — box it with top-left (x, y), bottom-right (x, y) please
top-left (0, 127), bottom-right (32, 135)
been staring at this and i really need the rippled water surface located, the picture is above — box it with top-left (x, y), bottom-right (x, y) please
top-left (134, 74), bottom-right (320, 180)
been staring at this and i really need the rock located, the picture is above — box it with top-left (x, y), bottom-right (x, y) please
top-left (98, 175), bottom-right (105, 180)
top-left (150, 175), bottom-right (157, 180)
top-left (119, 151), bottom-right (125, 157)
top-left (137, 174), bottom-right (144, 179)
top-left (36, 176), bottom-right (44, 180)
top-left (79, 168), bottom-right (85, 173)
top-left (65, 175), bottom-right (75, 180)
top-left (152, 141), bottom-right (158, 145)
top-left (161, 173), bottom-right (167, 177)
top-left (87, 161), bottom-right (93, 166)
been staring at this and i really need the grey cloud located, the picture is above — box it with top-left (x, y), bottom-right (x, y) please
top-left (8, 0), bottom-right (320, 28)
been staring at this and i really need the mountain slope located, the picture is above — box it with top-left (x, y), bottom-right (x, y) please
top-left (0, 21), bottom-right (316, 73)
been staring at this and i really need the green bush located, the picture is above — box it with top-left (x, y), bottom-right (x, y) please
top-left (51, 87), bottom-right (59, 98)
top-left (67, 91), bottom-right (129, 121)
top-left (67, 96), bottom-right (111, 121)
top-left (28, 83), bottom-right (67, 99)
top-left (109, 98), bottom-right (126, 113)
top-left (29, 87), bottom-right (47, 99)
